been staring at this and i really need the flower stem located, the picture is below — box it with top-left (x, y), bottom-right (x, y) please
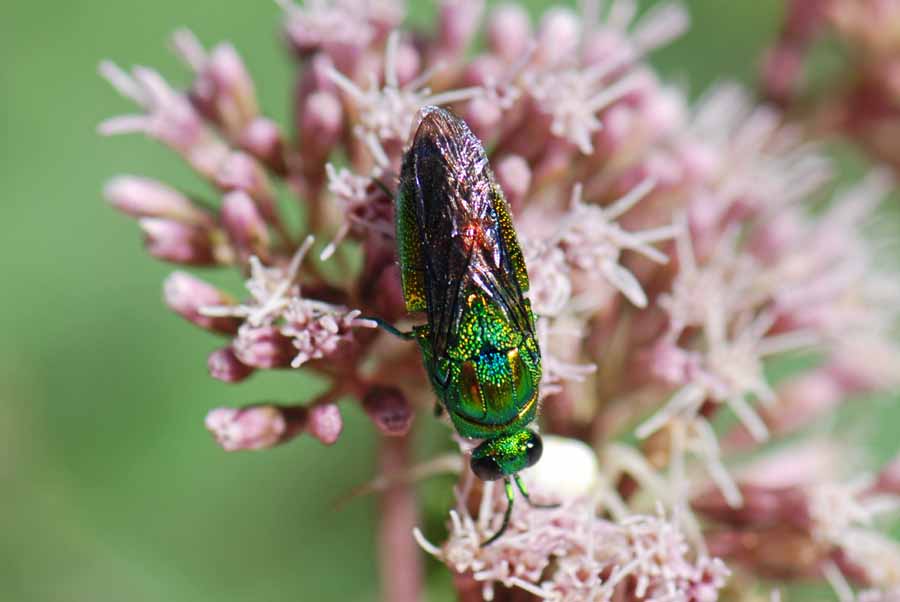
top-left (378, 435), bottom-right (422, 602)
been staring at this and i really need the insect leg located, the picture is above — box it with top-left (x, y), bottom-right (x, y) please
top-left (372, 175), bottom-right (397, 199)
top-left (481, 478), bottom-right (515, 547)
top-left (363, 316), bottom-right (416, 340)
top-left (513, 474), bottom-right (560, 509)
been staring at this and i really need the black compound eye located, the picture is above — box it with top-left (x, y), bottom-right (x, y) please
top-left (523, 431), bottom-right (543, 469)
top-left (471, 454), bottom-right (505, 481)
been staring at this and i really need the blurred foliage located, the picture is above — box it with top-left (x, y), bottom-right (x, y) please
top-left (1, 1), bottom-right (896, 601)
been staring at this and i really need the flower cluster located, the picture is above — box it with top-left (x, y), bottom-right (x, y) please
top-left (416, 436), bottom-right (730, 602)
top-left (100, 1), bottom-right (900, 601)
top-left (764, 0), bottom-right (900, 171)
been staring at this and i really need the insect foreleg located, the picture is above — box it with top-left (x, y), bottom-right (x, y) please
top-left (364, 316), bottom-right (417, 340)
top-left (513, 473), bottom-right (559, 509)
top-left (481, 478), bottom-right (515, 547)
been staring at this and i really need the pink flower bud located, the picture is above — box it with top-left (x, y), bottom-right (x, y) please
top-left (536, 8), bottom-right (580, 66)
top-left (461, 54), bottom-right (504, 87)
top-left (232, 325), bottom-right (295, 369)
top-left (761, 42), bottom-right (804, 104)
top-left (747, 210), bottom-right (806, 264)
top-left (487, 3), bottom-right (532, 61)
top-left (215, 152), bottom-right (278, 226)
top-left (205, 405), bottom-right (280, 451)
top-left (593, 104), bottom-right (635, 158)
top-left (532, 138), bottom-right (577, 186)
top-left (220, 190), bottom-right (270, 261)
top-left (826, 337), bottom-right (900, 394)
top-left (172, 30), bottom-right (259, 137)
top-left (295, 54), bottom-right (339, 101)
top-left (139, 218), bottom-right (222, 265)
top-left (460, 96), bottom-right (503, 142)
top-left (687, 193), bottom-right (728, 261)
top-left (769, 370), bottom-right (842, 434)
top-left (705, 527), bottom-right (823, 580)
top-left (239, 117), bottom-right (286, 174)
top-left (675, 140), bottom-right (719, 185)
top-left (739, 441), bottom-right (843, 488)
top-left (205, 404), bottom-right (305, 451)
top-left (163, 271), bottom-right (241, 334)
top-left (494, 154), bottom-right (531, 213)
top-left (308, 402), bottom-right (342, 445)
top-left (363, 386), bottom-right (413, 436)
top-left (282, 6), bottom-right (372, 71)
top-left (97, 62), bottom-right (231, 179)
top-left (693, 484), bottom-right (809, 529)
top-left (641, 339), bottom-right (702, 386)
top-left (298, 90), bottom-right (343, 161)
top-left (205, 43), bottom-right (259, 131)
top-left (207, 347), bottom-right (254, 383)
top-left (393, 41), bottom-right (422, 88)
top-left (582, 28), bottom-right (630, 68)
top-left (438, 0), bottom-right (485, 54)
top-left (359, 243), bottom-right (406, 319)
top-left (876, 455), bottom-right (900, 495)
top-left (105, 176), bottom-right (210, 225)
top-left (640, 85), bottom-right (687, 138)
top-left (215, 152), bottom-right (274, 203)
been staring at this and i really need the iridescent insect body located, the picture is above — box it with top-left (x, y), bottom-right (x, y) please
top-left (380, 106), bottom-right (552, 545)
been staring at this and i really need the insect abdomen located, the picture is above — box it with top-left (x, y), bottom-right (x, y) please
top-left (440, 291), bottom-right (541, 438)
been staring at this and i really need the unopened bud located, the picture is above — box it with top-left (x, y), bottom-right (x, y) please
top-left (105, 176), bottom-right (210, 225)
top-left (163, 271), bottom-right (240, 334)
top-left (232, 325), bottom-right (295, 369)
top-left (207, 347), bottom-right (254, 383)
top-left (494, 155), bottom-right (531, 213)
top-left (295, 53), bottom-right (339, 101)
top-left (215, 152), bottom-right (275, 213)
top-left (239, 117), bottom-right (286, 174)
top-left (461, 96), bottom-right (503, 142)
top-left (298, 90), bottom-right (343, 161)
top-left (308, 402), bottom-right (342, 445)
top-left (693, 484), bottom-right (809, 529)
top-left (462, 54), bottom-right (504, 87)
top-left (220, 190), bottom-right (270, 261)
top-left (363, 386), bottom-right (413, 436)
top-left (393, 41), bottom-right (422, 87)
top-left (438, 0), bottom-right (485, 54)
top-left (205, 405), bottom-right (284, 451)
top-left (876, 455), bottom-right (900, 495)
top-left (536, 8), bottom-right (580, 66)
top-left (770, 370), bottom-right (842, 434)
top-left (641, 339), bottom-right (702, 386)
top-left (705, 527), bottom-right (822, 579)
top-left (204, 43), bottom-right (259, 133)
top-left (139, 218), bottom-right (223, 265)
top-left (172, 29), bottom-right (259, 136)
top-left (487, 3), bottom-right (532, 61)
top-left (761, 43), bottom-right (804, 105)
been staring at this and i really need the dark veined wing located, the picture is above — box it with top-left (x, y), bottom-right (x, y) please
top-left (398, 106), bottom-right (533, 361)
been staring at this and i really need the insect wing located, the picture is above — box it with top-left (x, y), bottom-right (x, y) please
top-left (400, 107), bottom-right (534, 361)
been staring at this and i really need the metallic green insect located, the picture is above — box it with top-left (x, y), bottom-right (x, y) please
top-left (376, 105), bottom-right (552, 545)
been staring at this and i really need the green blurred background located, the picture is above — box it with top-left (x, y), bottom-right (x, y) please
top-left (2, 1), bottom-right (897, 601)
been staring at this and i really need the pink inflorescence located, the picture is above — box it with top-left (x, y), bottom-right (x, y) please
top-left (100, 1), bottom-right (900, 601)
